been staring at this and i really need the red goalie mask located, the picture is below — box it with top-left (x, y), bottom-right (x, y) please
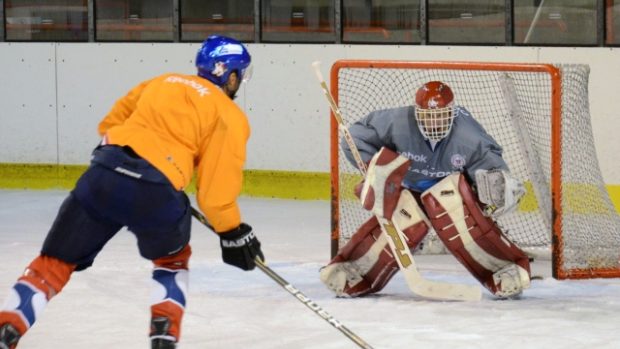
top-left (414, 81), bottom-right (455, 141)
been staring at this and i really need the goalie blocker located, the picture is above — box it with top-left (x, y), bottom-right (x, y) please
top-left (321, 147), bottom-right (531, 298)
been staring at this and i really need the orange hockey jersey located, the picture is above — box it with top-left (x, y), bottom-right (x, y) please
top-left (98, 73), bottom-right (249, 233)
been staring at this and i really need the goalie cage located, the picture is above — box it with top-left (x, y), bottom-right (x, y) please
top-left (329, 60), bottom-right (620, 280)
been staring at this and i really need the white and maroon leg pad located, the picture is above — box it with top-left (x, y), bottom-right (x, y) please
top-left (359, 147), bottom-right (411, 220)
top-left (320, 191), bottom-right (429, 297)
top-left (421, 173), bottom-right (531, 298)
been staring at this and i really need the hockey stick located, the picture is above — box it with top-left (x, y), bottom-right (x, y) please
top-left (312, 61), bottom-right (481, 301)
top-left (190, 207), bottom-right (375, 349)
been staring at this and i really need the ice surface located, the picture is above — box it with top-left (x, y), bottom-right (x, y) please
top-left (1, 190), bottom-right (619, 348)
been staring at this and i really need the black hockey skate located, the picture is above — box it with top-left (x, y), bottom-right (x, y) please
top-left (150, 317), bottom-right (176, 349)
top-left (0, 323), bottom-right (20, 349)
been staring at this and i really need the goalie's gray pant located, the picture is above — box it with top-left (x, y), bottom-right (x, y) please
top-left (320, 173), bottom-right (531, 298)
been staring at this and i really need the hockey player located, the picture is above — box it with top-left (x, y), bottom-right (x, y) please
top-left (0, 35), bottom-right (264, 349)
top-left (320, 80), bottom-right (530, 299)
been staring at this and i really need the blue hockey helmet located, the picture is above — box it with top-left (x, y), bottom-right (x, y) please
top-left (195, 35), bottom-right (252, 87)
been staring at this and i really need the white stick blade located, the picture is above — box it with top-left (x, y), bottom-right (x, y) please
top-left (378, 218), bottom-right (482, 301)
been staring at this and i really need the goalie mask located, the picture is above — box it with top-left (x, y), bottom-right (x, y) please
top-left (196, 35), bottom-right (253, 87)
top-left (414, 81), bottom-right (455, 142)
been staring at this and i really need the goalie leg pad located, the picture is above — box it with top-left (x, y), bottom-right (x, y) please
top-left (359, 147), bottom-right (411, 220)
top-left (320, 191), bottom-right (430, 297)
top-left (320, 217), bottom-right (394, 297)
top-left (421, 173), bottom-right (531, 298)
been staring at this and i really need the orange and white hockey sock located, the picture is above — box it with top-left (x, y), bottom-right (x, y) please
top-left (0, 255), bottom-right (74, 335)
top-left (150, 245), bottom-right (191, 342)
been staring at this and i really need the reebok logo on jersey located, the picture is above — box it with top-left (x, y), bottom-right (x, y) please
top-left (399, 151), bottom-right (427, 163)
top-left (165, 76), bottom-right (210, 97)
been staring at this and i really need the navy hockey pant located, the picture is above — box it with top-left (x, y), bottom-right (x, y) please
top-left (41, 146), bottom-right (191, 271)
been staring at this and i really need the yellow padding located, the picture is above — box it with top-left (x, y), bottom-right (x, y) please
top-left (519, 182), bottom-right (620, 215)
top-left (0, 163), bottom-right (330, 200)
top-left (607, 185), bottom-right (620, 214)
top-left (1, 163), bottom-right (619, 211)
top-left (242, 169), bottom-right (329, 200)
top-left (0, 164), bottom-right (86, 190)
top-left (338, 176), bottom-right (620, 214)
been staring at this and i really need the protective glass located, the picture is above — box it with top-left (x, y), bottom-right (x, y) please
top-left (241, 64), bottom-right (253, 83)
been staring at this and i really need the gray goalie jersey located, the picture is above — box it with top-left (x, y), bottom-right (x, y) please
top-left (343, 105), bottom-right (508, 192)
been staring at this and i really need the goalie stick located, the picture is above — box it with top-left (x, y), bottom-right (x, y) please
top-left (312, 61), bottom-right (482, 301)
top-left (190, 207), bottom-right (375, 349)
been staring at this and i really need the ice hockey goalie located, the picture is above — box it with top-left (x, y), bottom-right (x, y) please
top-left (321, 147), bottom-right (531, 299)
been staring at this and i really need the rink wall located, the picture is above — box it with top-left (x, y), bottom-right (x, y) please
top-left (0, 43), bottom-right (618, 210)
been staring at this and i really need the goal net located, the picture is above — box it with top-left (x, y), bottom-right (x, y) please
top-left (330, 60), bottom-right (620, 279)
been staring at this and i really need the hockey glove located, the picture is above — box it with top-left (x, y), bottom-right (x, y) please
top-left (475, 169), bottom-right (525, 217)
top-left (219, 223), bottom-right (264, 271)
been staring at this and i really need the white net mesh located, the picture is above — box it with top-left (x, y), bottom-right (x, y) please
top-left (332, 62), bottom-right (620, 279)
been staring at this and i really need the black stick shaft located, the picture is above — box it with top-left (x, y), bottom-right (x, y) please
top-left (190, 207), bottom-right (374, 349)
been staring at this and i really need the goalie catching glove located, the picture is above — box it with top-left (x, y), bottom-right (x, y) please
top-left (219, 223), bottom-right (264, 271)
top-left (475, 169), bottom-right (525, 217)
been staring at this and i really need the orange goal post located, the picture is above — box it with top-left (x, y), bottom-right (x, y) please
top-left (329, 60), bottom-right (620, 280)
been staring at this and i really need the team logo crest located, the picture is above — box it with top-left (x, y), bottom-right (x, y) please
top-left (427, 97), bottom-right (439, 108)
top-left (451, 154), bottom-right (466, 169)
top-left (211, 61), bottom-right (227, 77)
